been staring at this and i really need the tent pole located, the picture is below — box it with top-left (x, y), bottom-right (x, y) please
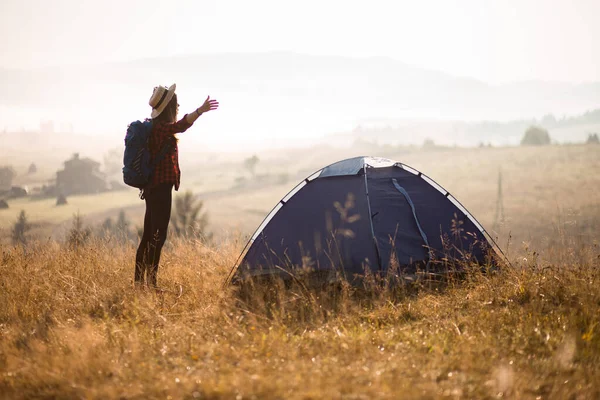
top-left (363, 165), bottom-right (383, 271)
top-left (223, 238), bottom-right (254, 288)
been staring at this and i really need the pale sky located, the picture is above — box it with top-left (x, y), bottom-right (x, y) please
top-left (1, 0), bottom-right (599, 84)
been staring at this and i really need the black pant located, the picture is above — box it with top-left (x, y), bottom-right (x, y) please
top-left (135, 183), bottom-right (173, 286)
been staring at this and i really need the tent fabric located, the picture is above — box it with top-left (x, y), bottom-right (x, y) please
top-left (366, 165), bottom-right (491, 265)
top-left (239, 175), bottom-right (379, 280)
top-left (367, 176), bottom-right (429, 272)
top-left (319, 156), bottom-right (397, 178)
top-left (231, 157), bottom-right (496, 283)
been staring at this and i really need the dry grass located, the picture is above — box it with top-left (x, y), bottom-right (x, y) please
top-left (1, 232), bottom-right (599, 399)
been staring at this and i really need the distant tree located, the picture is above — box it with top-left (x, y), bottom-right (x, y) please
top-left (243, 155), bottom-right (260, 176)
top-left (277, 173), bottom-right (290, 184)
top-left (0, 166), bottom-right (16, 189)
top-left (171, 191), bottom-right (210, 240)
top-left (56, 193), bottom-right (68, 205)
top-left (68, 212), bottom-right (91, 248)
top-left (540, 114), bottom-right (557, 127)
top-left (521, 126), bottom-right (551, 146)
top-left (586, 133), bottom-right (599, 144)
top-left (423, 138), bottom-right (436, 148)
top-left (27, 163), bottom-right (37, 174)
top-left (11, 210), bottom-right (31, 246)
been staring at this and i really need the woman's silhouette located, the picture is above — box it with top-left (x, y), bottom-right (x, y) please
top-left (135, 84), bottom-right (218, 287)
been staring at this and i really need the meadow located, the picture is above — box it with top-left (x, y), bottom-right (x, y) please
top-left (0, 144), bottom-right (599, 398)
top-left (3, 143), bottom-right (599, 246)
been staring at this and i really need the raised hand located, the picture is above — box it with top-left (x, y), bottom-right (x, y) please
top-left (198, 96), bottom-right (219, 114)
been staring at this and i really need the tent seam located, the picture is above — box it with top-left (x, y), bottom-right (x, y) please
top-left (363, 164), bottom-right (383, 271)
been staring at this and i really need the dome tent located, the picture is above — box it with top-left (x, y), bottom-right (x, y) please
top-left (228, 156), bottom-right (501, 285)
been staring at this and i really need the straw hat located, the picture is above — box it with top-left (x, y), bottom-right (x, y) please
top-left (149, 84), bottom-right (176, 118)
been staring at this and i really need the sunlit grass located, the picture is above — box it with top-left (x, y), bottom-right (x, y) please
top-left (0, 234), bottom-right (599, 399)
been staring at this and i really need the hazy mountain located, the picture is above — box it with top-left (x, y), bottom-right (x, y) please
top-left (1, 52), bottom-right (599, 148)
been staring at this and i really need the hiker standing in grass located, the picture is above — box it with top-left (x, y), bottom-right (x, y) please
top-left (135, 84), bottom-right (219, 287)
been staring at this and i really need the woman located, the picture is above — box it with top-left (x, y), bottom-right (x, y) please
top-left (135, 84), bottom-right (219, 287)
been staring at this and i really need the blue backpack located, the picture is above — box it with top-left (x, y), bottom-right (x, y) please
top-left (122, 120), bottom-right (172, 190)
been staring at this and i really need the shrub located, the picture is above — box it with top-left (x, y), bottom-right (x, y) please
top-left (11, 210), bottom-right (30, 246)
top-left (56, 194), bottom-right (68, 205)
top-left (67, 212), bottom-right (91, 248)
top-left (0, 165), bottom-right (16, 189)
top-left (170, 191), bottom-right (211, 240)
top-left (98, 210), bottom-right (136, 243)
top-left (521, 126), bottom-right (551, 146)
top-left (243, 155), bottom-right (260, 176)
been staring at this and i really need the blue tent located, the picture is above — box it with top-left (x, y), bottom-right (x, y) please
top-left (229, 157), bottom-right (500, 283)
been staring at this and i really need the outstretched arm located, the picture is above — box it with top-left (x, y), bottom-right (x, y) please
top-left (185, 96), bottom-right (219, 124)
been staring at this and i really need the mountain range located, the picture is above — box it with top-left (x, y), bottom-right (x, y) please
top-left (1, 52), bottom-right (599, 148)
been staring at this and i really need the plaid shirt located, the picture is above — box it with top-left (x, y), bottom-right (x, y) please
top-left (148, 115), bottom-right (192, 190)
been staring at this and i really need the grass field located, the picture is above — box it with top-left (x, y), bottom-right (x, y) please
top-left (0, 144), bottom-right (599, 398)
top-left (4, 144), bottom-right (598, 246)
top-left (0, 234), bottom-right (599, 398)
